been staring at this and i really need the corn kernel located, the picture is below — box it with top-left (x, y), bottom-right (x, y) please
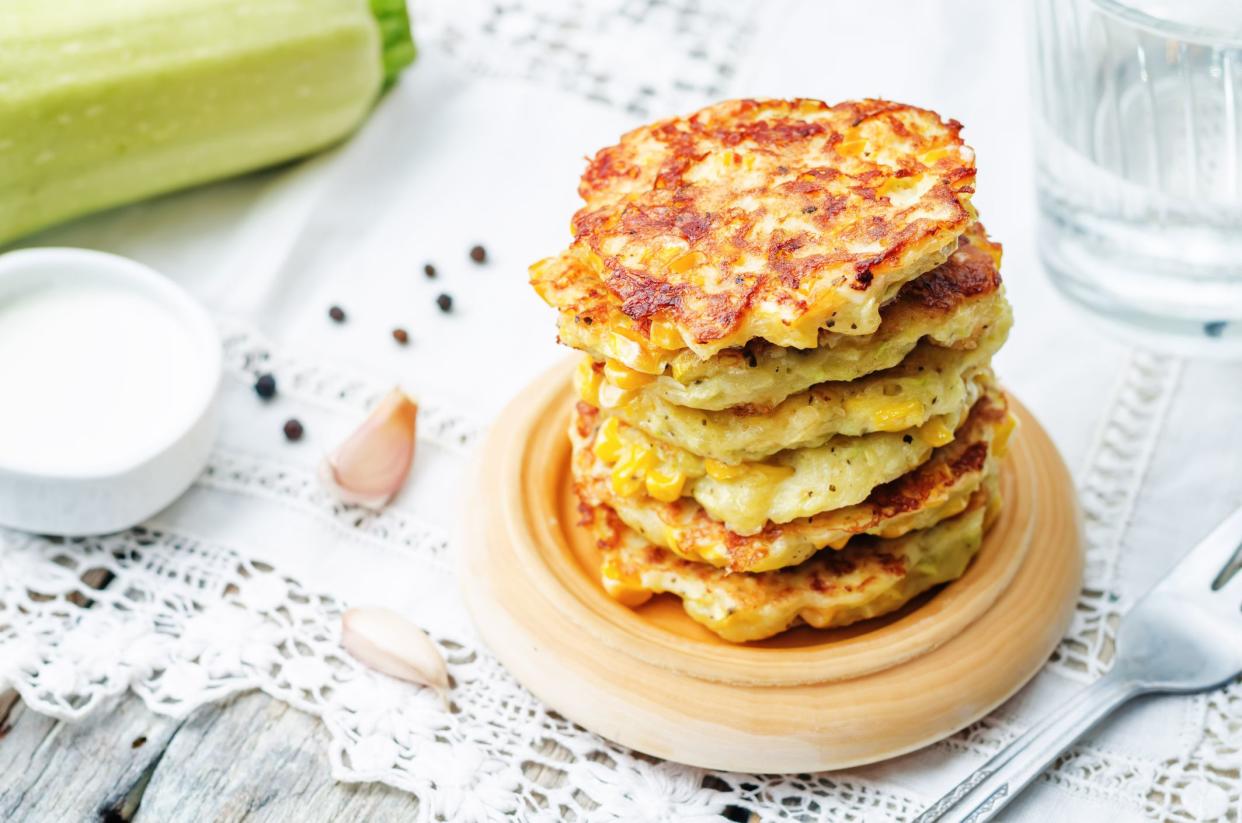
top-left (668, 250), bottom-right (707, 274)
top-left (704, 459), bottom-right (793, 483)
top-left (610, 446), bottom-right (655, 497)
top-left (986, 244), bottom-right (1003, 268)
top-left (875, 400), bottom-right (925, 431)
top-left (592, 417), bottom-right (623, 463)
top-left (610, 466), bottom-right (644, 497)
top-left (837, 139), bottom-right (869, 157)
top-left (601, 557), bottom-right (653, 607)
top-left (845, 396), bottom-right (924, 431)
top-left (575, 358), bottom-right (602, 406)
top-left (993, 412), bottom-right (1018, 457)
top-left (648, 318), bottom-right (684, 350)
top-left (748, 463), bottom-right (796, 482)
top-left (528, 256), bottom-right (558, 280)
top-left (645, 468), bottom-right (686, 503)
top-left (653, 246), bottom-right (684, 266)
top-left (606, 328), bottom-right (664, 374)
top-left (604, 359), bottom-right (656, 390)
top-left (596, 381), bottom-right (635, 409)
top-left (877, 176), bottom-right (919, 198)
top-left (917, 417), bottom-right (955, 448)
top-left (939, 493), bottom-right (972, 520)
top-left (704, 459), bottom-right (746, 481)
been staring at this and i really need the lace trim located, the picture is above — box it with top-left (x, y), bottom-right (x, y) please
top-left (199, 448), bottom-right (452, 570)
top-left (218, 320), bottom-right (482, 454)
top-left (416, 0), bottom-right (759, 118)
top-left (1047, 351), bottom-right (1183, 682)
top-left (940, 679), bottom-right (1242, 822)
top-left (1144, 680), bottom-right (1242, 821)
top-left (0, 332), bottom-right (1225, 822)
top-left (0, 524), bottom-right (922, 823)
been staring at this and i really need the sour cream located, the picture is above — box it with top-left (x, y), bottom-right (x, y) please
top-left (0, 283), bottom-right (206, 474)
top-left (0, 248), bottom-right (219, 535)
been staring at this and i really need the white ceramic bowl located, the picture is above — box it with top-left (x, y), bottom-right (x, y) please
top-left (0, 248), bottom-right (220, 536)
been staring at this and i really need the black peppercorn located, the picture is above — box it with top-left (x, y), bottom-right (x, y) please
top-left (469, 245), bottom-right (487, 264)
top-left (283, 418), bottom-right (304, 442)
top-left (423, 263), bottom-right (437, 279)
top-left (254, 373), bottom-right (277, 400)
top-left (328, 305), bottom-right (346, 323)
top-left (436, 293), bottom-right (453, 313)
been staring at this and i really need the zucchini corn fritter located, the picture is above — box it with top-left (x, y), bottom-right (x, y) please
top-left (531, 97), bottom-right (1015, 641)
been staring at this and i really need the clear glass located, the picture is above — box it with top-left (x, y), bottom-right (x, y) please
top-left (1031, 0), bottom-right (1242, 355)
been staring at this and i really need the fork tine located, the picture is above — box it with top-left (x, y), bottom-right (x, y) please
top-left (1155, 502), bottom-right (1242, 597)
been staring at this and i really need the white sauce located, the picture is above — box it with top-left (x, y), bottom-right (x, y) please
top-left (0, 284), bottom-right (205, 474)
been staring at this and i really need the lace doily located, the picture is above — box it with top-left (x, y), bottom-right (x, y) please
top-left (416, 0), bottom-right (758, 117)
top-left (2, 2), bottom-right (1238, 820)
top-left (4, 332), bottom-right (1232, 822)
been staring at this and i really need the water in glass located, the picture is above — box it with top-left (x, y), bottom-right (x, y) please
top-left (1032, 0), bottom-right (1242, 354)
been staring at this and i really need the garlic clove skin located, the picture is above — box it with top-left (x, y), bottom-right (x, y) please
top-left (341, 606), bottom-right (449, 696)
top-left (321, 388), bottom-right (418, 510)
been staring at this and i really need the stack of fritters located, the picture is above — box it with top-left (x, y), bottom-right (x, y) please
top-left (531, 99), bottom-right (1014, 642)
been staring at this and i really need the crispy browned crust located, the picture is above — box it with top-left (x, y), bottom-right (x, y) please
top-left (582, 486), bottom-right (995, 641)
top-left (720, 221), bottom-right (1003, 363)
top-left (584, 498), bottom-right (913, 592)
top-left (572, 390), bottom-right (1010, 572)
top-left (896, 222), bottom-right (1001, 313)
top-left (535, 98), bottom-right (977, 355)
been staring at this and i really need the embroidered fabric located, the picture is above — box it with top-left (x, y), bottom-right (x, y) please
top-left (4, 339), bottom-right (1229, 822)
top-left (415, 0), bottom-right (757, 117)
top-left (2, 2), bottom-right (1237, 821)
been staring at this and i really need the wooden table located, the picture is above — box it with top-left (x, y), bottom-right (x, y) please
top-left (1, 687), bottom-right (763, 821)
top-left (0, 688), bottom-right (426, 821)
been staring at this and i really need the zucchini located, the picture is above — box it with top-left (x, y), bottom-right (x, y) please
top-left (0, 0), bottom-right (416, 244)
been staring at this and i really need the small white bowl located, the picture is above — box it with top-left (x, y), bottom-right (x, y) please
top-left (0, 248), bottom-right (220, 536)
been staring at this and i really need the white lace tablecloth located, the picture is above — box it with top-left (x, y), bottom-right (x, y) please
top-left (2, 2), bottom-right (1240, 820)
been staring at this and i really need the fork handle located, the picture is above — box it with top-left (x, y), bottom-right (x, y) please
top-left (915, 671), bottom-right (1145, 822)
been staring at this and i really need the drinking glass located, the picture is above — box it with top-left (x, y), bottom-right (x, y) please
top-left (1031, 0), bottom-right (1242, 354)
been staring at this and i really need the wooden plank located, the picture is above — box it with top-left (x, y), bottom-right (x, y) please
top-left (0, 691), bottom-right (182, 822)
top-left (2, 686), bottom-right (758, 821)
top-left (135, 690), bottom-right (420, 822)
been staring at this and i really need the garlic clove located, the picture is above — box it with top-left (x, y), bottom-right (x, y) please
top-left (341, 607), bottom-right (449, 696)
top-left (321, 388), bottom-right (418, 510)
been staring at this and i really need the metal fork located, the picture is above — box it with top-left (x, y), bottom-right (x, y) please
top-left (917, 502), bottom-right (1242, 823)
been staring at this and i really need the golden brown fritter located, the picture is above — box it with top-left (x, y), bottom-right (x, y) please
top-left (587, 480), bottom-right (997, 642)
top-left (574, 387), bottom-right (1012, 572)
top-left (571, 391), bottom-right (980, 537)
top-left (579, 318), bottom-right (1009, 463)
top-left (545, 223), bottom-right (1005, 412)
top-left (532, 98), bottom-right (977, 360)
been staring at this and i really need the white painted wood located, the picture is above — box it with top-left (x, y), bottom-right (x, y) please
top-left (0, 690), bottom-right (180, 822)
top-left (130, 691), bottom-right (421, 822)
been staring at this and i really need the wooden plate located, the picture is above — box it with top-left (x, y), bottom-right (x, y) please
top-left (461, 359), bottom-right (1083, 772)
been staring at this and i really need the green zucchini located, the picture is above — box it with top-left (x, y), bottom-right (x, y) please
top-left (0, 0), bottom-right (416, 244)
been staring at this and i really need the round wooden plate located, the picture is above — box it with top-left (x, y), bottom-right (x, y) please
top-left (461, 359), bottom-right (1083, 772)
